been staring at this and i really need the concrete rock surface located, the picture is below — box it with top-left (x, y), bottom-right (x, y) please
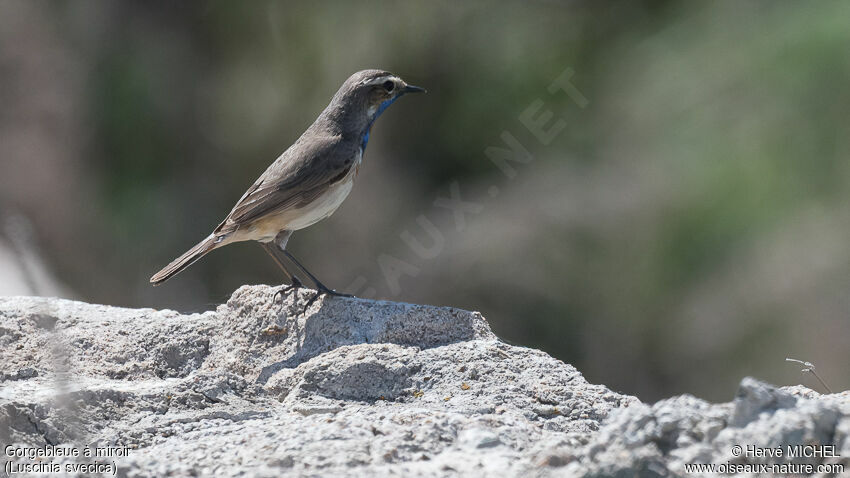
top-left (1, 285), bottom-right (848, 477)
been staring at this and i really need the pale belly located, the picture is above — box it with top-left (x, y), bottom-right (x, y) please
top-left (232, 170), bottom-right (358, 244)
top-left (232, 179), bottom-right (352, 243)
top-left (228, 150), bottom-right (362, 244)
top-left (286, 178), bottom-right (354, 230)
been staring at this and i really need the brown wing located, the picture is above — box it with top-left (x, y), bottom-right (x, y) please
top-left (214, 134), bottom-right (356, 234)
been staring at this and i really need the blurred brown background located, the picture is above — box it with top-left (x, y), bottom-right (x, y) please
top-left (1, 0), bottom-right (849, 402)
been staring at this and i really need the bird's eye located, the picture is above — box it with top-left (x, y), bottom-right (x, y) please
top-left (382, 80), bottom-right (394, 92)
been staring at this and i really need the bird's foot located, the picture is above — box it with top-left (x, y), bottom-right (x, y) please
top-left (303, 285), bottom-right (353, 309)
top-left (316, 284), bottom-right (354, 298)
top-left (273, 277), bottom-right (304, 312)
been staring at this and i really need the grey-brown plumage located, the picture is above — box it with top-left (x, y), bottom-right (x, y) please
top-left (150, 69), bottom-right (425, 294)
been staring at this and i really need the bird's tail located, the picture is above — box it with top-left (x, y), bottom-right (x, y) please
top-left (150, 234), bottom-right (220, 286)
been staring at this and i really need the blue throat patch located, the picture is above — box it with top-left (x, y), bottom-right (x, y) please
top-left (360, 96), bottom-right (399, 151)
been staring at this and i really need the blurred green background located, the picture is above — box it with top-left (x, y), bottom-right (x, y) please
top-left (1, 0), bottom-right (849, 402)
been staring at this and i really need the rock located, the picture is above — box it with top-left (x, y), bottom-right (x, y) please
top-left (551, 379), bottom-right (850, 477)
top-left (0, 285), bottom-right (633, 477)
top-left (3, 286), bottom-right (849, 477)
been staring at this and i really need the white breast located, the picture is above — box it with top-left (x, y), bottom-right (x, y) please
top-left (234, 150), bottom-right (362, 243)
top-left (286, 177), bottom-right (354, 231)
top-left (285, 148), bottom-right (362, 231)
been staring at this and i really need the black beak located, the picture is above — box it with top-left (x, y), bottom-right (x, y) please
top-left (403, 84), bottom-right (426, 94)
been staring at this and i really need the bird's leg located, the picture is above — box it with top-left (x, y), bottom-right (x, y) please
top-left (262, 243), bottom-right (303, 288)
top-left (282, 250), bottom-right (354, 300)
top-left (261, 243), bottom-right (303, 308)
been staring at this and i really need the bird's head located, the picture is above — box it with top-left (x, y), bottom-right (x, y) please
top-left (356, 70), bottom-right (426, 121)
top-left (323, 69), bottom-right (425, 133)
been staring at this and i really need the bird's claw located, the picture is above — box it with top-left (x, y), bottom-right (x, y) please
top-left (320, 288), bottom-right (354, 298)
top-left (273, 278), bottom-right (303, 312)
top-left (302, 286), bottom-right (353, 310)
top-left (304, 292), bottom-right (321, 309)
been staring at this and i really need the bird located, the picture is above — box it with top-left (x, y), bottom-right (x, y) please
top-left (150, 69), bottom-right (425, 302)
